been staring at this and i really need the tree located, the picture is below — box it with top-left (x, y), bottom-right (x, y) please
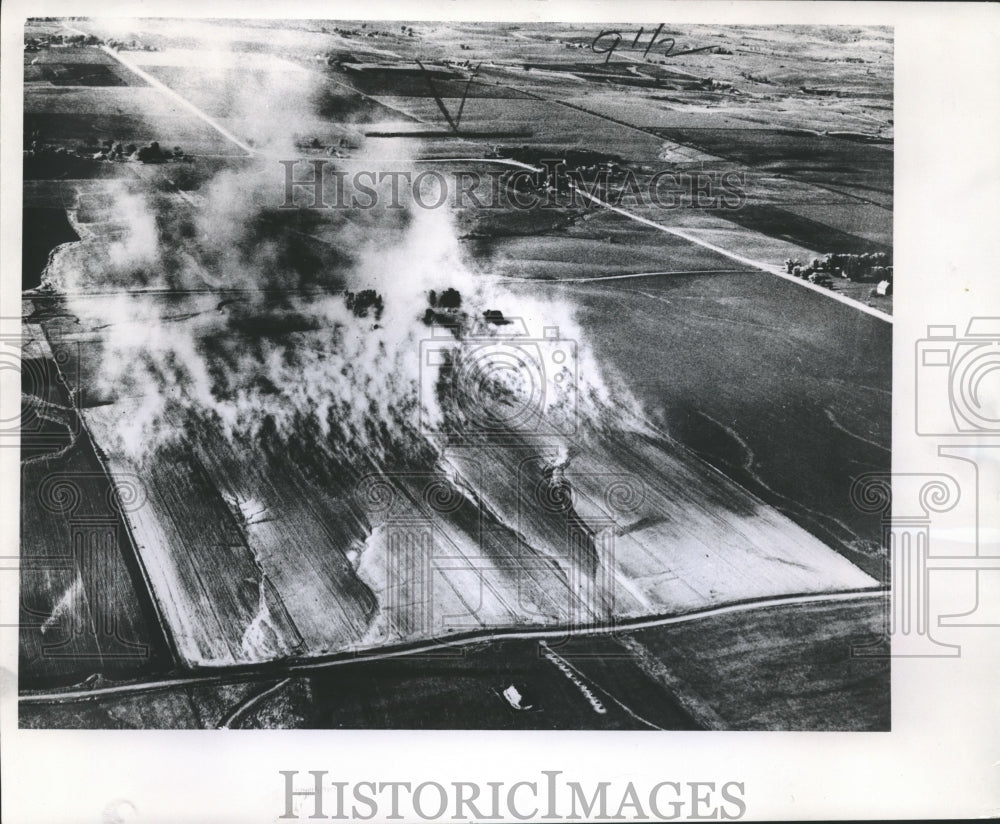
top-left (438, 287), bottom-right (462, 309)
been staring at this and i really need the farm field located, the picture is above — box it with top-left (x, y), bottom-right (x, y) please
top-left (19, 323), bottom-right (171, 687)
top-left (20, 595), bottom-right (887, 730)
top-left (20, 17), bottom-right (891, 730)
top-left (538, 268), bottom-right (891, 575)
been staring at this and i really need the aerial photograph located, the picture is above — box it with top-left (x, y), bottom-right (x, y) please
top-left (19, 17), bottom-right (892, 729)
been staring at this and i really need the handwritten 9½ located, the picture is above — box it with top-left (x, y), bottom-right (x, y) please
top-left (591, 24), bottom-right (708, 64)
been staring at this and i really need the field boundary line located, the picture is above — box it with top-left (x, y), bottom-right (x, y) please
top-left (20, 588), bottom-right (886, 704)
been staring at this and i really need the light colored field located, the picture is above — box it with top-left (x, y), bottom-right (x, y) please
top-left (447, 434), bottom-right (876, 616)
top-left (25, 87), bottom-right (187, 116)
top-left (468, 214), bottom-right (756, 280)
top-left (36, 267), bottom-right (877, 671)
top-left (517, 268), bottom-right (890, 574)
top-left (81, 399), bottom-right (378, 667)
top-left (119, 48), bottom-right (309, 74)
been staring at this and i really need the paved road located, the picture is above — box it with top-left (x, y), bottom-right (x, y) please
top-left (21, 589), bottom-right (883, 705)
